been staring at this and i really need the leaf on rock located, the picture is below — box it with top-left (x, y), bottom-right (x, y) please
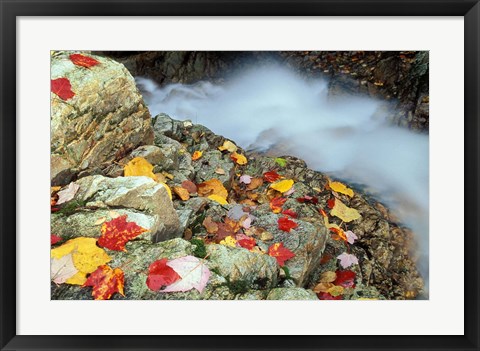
top-left (345, 230), bottom-right (358, 244)
top-left (124, 157), bottom-right (156, 180)
top-left (297, 195), bottom-right (319, 204)
top-left (317, 292), bottom-right (342, 300)
top-left (51, 253), bottom-right (78, 284)
top-left (270, 179), bottom-right (294, 193)
top-left (215, 167), bottom-right (226, 175)
top-left (329, 181), bottom-right (354, 197)
top-left (230, 152), bottom-right (247, 165)
top-left (202, 216), bottom-right (219, 234)
top-left (51, 77), bottom-right (75, 100)
top-left (56, 182), bottom-right (80, 205)
top-left (208, 194), bottom-right (228, 205)
top-left (278, 216), bottom-right (298, 232)
top-left (313, 282), bottom-right (335, 293)
top-left (281, 209), bottom-right (297, 218)
top-left (246, 177), bottom-right (263, 190)
top-left (197, 179), bottom-right (228, 199)
top-left (173, 186), bottom-right (190, 201)
top-left (327, 285), bottom-right (345, 297)
top-left (270, 197), bottom-right (287, 214)
top-left (268, 242), bottom-right (295, 267)
top-left (220, 235), bottom-right (237, 247)
top-left (319, 271), bottom-right (337, 283)
top-left (334, 270), bottom-right (356, 288)
top-left (228, 204), bottom-right (246, 221)
top-left (69, 53), bottom-right (100, 68)
top-left (337, 252), bottom-right (359, 268)
top-left (237, 236), bottom-right (256, 250)
top-left (274, 157), bottom-right (287, 167)
top-left (83, 265), bottom-right (125, 300)
top-left (161, 255), bottom-right (211, 293)
top-left (218, 140), bottom-right (238, 152)
top-left (327, 198), bottom-right (336, 209)
top-left (51, 234), bottom-right (62, 245)
top-left (263, 170), bottom-right (282, 183)
top-left (181, 180), bottom-right (197, 194)
top-left (239, 175), bottom-right (252, 184)
top-left (98, 215), bottom-right (147, 251)
top-left (330, 227), bottom-right (347, 242)
top-left (191, 150), bottom-right (203, 161)
top-left (330, 199), bottom-right (361, 222)
top-left (146, 258), bottom-right (181, 291)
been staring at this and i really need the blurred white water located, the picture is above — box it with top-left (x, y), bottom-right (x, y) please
top-left (135, 65), bottom-right (429, 288)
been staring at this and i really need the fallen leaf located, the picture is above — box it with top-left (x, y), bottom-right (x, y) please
top-left (124, 157), bottom-right (156, 180)
top-left (94, 217), bottom-right (107, 226)
top-left (220, 235), bottom-right (237, 247)
top-left (317, 292), bottom-right (342, 300)
top-left (283, 186), bottom-right (295, 196)
top-left (327, 285), bottom-right (345, 297)
top-left (270, 197), bottom-right (287, 213)
top-left (237, 237), bottom-right (256, 250)
top-left (259, 230), bottom-right (274, 241)
top-left (56, 182), bottom-right (80, 205)
top-left (246, 177), bottom-right (263, 190)
top-left (215, 167), bottom-right (226, 175)
top-left (202, 216), bottom-right (219, 234)
top-left (263, 170), bottom-right (282, 182)
top-left (296, 195), bottom-right (319, 204)
top-left (268, 242), bottom-right (295, 267)
top-left (319, 271), bottom-right (337, 283)
top-left (208, 194), bottom-right (228, 205)
top-left (181, 180), bottom-right (197, 194)
top-left (158, 182), bottom-right (173, 200)
top-left (51, 253), bottom-right (78, 284)
top-left (239, 175), bottom-right (252, 184)
top-left (51, 234), bottom-right (62, 245)
top-left (327, 198), bottom-right (336, 209)
top-left (69, 53), bottom-right (100, 68)
top-left (270, 179), bottom-right (294, 193)
top-left (227, 205), bottom-right (246, 221)
top-left (146, 258), bottom-right (181, 291)
top-left (278, 216), bottom-right (298, 232)
top-left (274, 157), bottom-right (287, 167)
top-left (83, 265), bottom-right (125, 300)
top-left (173, 186), bottom-right (190, 201)
top-left (281, 209), bottom-right (297, 218)
top-left (161, 255), bottom-right (211, 293)
top-left (197, 179), bottom-right (228, 199)
top-left (51, 77), bottom-right (75, 100)
top-left (313, 282), bottom-right (335, 293)
top-left (230, 152), bottom-right (247, 165)
top-left (329, 181), bottom-right (354, 197)
top-left (345, 230), bottom-right (358, 244)
top-left (330, 199), bottom-right (361, 222)
top-left (98, 215), bottom-right (147, 251)
top-left (337, 252), bottom-right (359, 268)
top-left (334, 270), bottom-right (356, 288)
top-left (192, 150), bottom-right (203, 161)
top-left (218, 140), bottom-right (238, 152)
top-left (330, 227), bottom-right (347, 242)
top-left (109, 210), bottom-right (120, 219)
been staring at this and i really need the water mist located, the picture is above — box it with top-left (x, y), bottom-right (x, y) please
top-left (135, 65), bottom-right (429, 291)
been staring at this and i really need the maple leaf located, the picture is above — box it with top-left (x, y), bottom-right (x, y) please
top-left (230, 152), bottom-right (247, 165)
top-left (313, 282), bottom-right (335, 293)
top-left (237, 237), bottom-right (256, 250)
top-left (297, 195), bottom-right (319, 204)
top-left (161, 256), bottom-right (211, 293)
top-left (329, 181), bottom-right (354, 197)
top-left (218, 140), bottom-right (237, 152)
top-left (274, 157), bottom-right (287, 167)
top-left (327, 285), bottom-right (345, 297)
top-left (51, 253), bottom-right (78, 284)
top-left (208, 194), bottom-right (228, 205)
top-left (327, 198), bottom-right (336, 209)
top-left (330, 227), bottom-right (348, 242)
top-left (181, 180), bottom-right (197, 194)
top-left (278, 216), bottom-right (298, 232)
top-left (281, 209), bottom-right (297, 218)
top-left (270, 179), bottom-right (294, 193)
top-left (345, 230), bottom-right (358, 244)
top-left (51, 77), bottom-right (75, 100)
top-left (220, 235), bottom-right (237, 247)
top-left (69, 53), bottom-right (100, 68)
top-left (334, 270), bottom-right (356, 288)
top-left (51, 234), bottom-right (62, 245)
top-left (317, 292), bottom-right (342, 300)
top-left (56, 182), bottom-right (80, 205)
top-left (146, 258), bottom-right (181, 291)
top-left (98, 215), bottom-right (147, 251)
top-left (270, 197), bottom-right (287, 213)
top-left (337, 252), bottom-right (359, 268)
top-left (83, 265), bottom-right (125, 300)
top-left (319, 271), bottom-right (337, 283)
top-left (124, 157), bottom-right (156, 180)
top-left (228, 205), bottom-right (246, 220)
top-left (239, 175), bottom-right (252, 184)
top-left (330, 199), bottom-right (361, 222)
top-left (268, 242), bottom-right (295, 266)
top-left (173, 186), bottom-right (190, 201)
top-left (192, 150), bottom-right (203, 161)
top-left (263, 170), bottom-right (282, 183)
top-left (197, 179), bottom-right (228, 199)
top-left (202, 216), bottom-right (219, 234)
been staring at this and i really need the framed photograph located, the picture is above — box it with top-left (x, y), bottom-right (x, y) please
top-left (1, 1), bottom-right (478, 350)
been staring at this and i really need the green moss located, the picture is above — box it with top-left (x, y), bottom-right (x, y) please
top-left (191, 238), bottom-right (207, 258)
top-left (226, 279), bottom-right (249, 295)
top-left (56, 200), bottom-right (87, 216)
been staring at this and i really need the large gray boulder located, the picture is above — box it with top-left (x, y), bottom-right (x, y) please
top-left (51, 51), bottom-right (154, 185)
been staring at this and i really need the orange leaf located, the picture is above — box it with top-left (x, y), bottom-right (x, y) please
top-left (83, 265), bottom-right (124, 300)
top-left (247, 177), bottom-right (263, 191)
top-left (173, 186), bottom-right (190, 201)
top-left (197, 179), bottom-right (228, 199)
top-left (230, 152), bottom-right (247, 165)
top-left (202, 216), bottom-right (219, 234)
top-left (270, 197), bottom-right (287, 214)
top-left (98, 215), bottom-right (147, 251)
top-left (192, 151), bottom-right (203, 161)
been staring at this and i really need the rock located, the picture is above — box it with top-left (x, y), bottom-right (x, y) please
top-left (51, 51), bottom-right (154, 185)
top-left (52, 175), bottom-right (181, 242)
top-left (266, 287), bottom-right (318, 300)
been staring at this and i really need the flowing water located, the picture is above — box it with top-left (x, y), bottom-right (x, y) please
top-left (135, 65), bottom-right (429, 289)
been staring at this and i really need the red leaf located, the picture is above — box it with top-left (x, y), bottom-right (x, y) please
top-left (281, 209), bottom-right (297, 218)
top-left (98, 215), bottom-right (147, 251)
top-left (317, 292), bottom-right (342, 300)
top-left (51, 78), bottom-right (75, 100)
top-left (278, 216), bottom-right (298, 232)
top-left (268, 242), bottom-right (295, 266)
top-left (51, 234), bottom-right (62, 245)
top-left (146, 258), bottom-right (181, 291)
top-left (330, 227), bottom-right (347, 242)
top-left (296, 195), bottom-right (318, 204)
top-left (83, 265), bottom-right (125, 300)
top-left (327, 198), bottom-right (336, 209)
top-left (237, 237), bottom-right (256, 250)
top-left (263, 170), bottom-right (282, 182)
top-left (319, 208), bottom-right (328, 217)
top-left (69, 53), bottom-right (100, 68)
top-left (269, 197), bottom-right (287, 214)
top-left (334, 270), bottom-right (356, 288)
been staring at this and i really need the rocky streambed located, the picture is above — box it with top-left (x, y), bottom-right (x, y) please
top-left (50, 51), bottom-right (425, 300)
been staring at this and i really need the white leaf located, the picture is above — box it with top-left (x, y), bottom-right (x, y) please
top-left (161, 256), bottom-right (211, 293)
top-left (56, 182), bottom-right (80, 205)
top-left (50, 253), bottom-right (78, 284)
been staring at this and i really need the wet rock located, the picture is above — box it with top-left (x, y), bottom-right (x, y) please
top-left (51, 51), bottom-right (154, 185)
top-left (266, 287), bottom-right (318, 300)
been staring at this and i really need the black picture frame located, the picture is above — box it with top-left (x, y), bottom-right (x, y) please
top-left (1, 1), bottom-right (478, 350)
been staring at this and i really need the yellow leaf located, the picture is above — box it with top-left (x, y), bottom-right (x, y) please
top-left (94, 217), bottom-right (106, 225)
top-left (208, 194), bottom-right (228, 205)
top-left (323, 216), bottom-right (340, 230)
top-left (197, 179), bottom-right (228, 199)
top-left (220, 235), bottom-right (237, 247)
top-left (269, 179), bottom-right (294, 193)
top-left (192, 150), bottom-right (203, 161)
top-left (230, 152), bottom-right (247, 165)
top-left (327, 285), bottom-right (344, 297)
top-left (330, 199), bottom-right (362, 222)
top-left (319, 271), bottom-right (337, 283)
top-left (173, 186), bottom-right (190, 201)
top-left (124, 157), bottom-right (156, 180)
top-left (313, 282), bottom-right (335, 293)
top-left (329, 181), bottom-right (354, 197)
top-left (162, 171), bottom-right (174, 180)
top-left (218, 140), bottom-right (238, 152)
top-left (65, 271), bottom-right (87, 285)
top-left (215, 167), bottom-right (226, 175)
top-left (51, 237), bottom-right (111, 274)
